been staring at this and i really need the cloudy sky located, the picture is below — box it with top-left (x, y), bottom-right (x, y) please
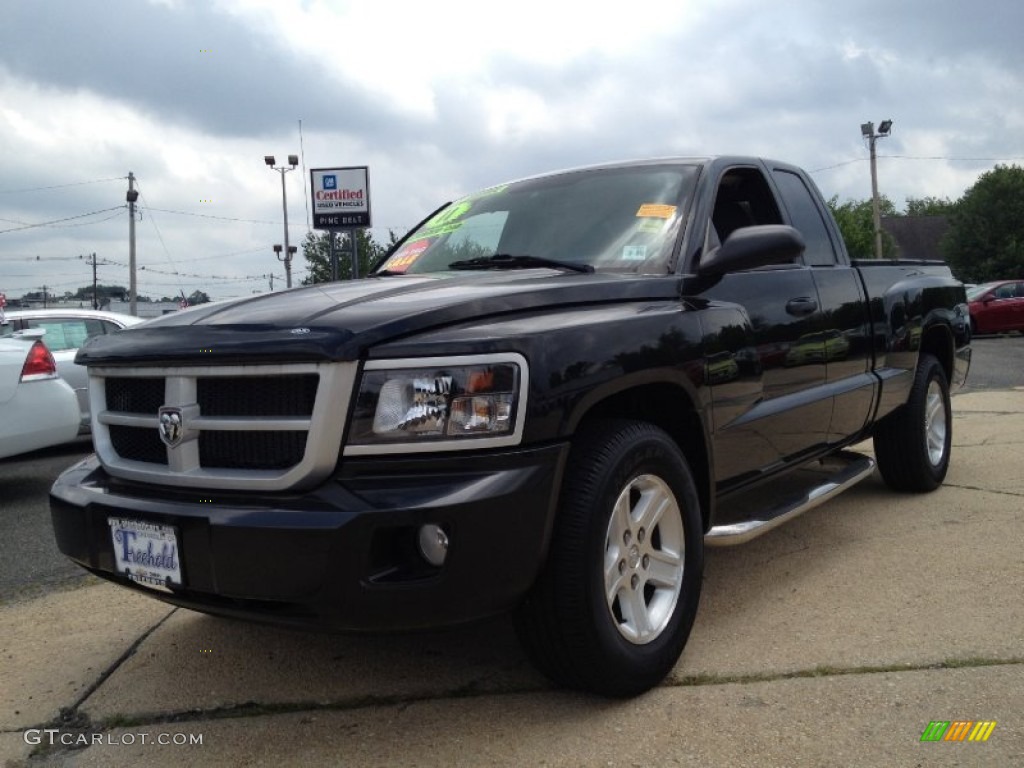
top-left (1, 0), bottom-right (1022, 302)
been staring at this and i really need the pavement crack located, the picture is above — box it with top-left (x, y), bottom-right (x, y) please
top-left (668, 656), bottom-right (1024, 689)
top-left (67, 607), bottom-right (179, 714)
top-left (943, 483), bottom-right (1024, 497)
top-left (41, 657), bottom-right (1023, 735)
top-left (87, 682), bottom-right (551, 731)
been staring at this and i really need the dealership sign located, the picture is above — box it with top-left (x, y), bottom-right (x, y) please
top-left (310, 166), bottom-right (371, 229)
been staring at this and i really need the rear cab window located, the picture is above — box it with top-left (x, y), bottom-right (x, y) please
top-left (771, 169), bottom-right (840, 267)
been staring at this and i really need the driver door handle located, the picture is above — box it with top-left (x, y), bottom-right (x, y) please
top-left (785, 297), bottom-right (818, 317)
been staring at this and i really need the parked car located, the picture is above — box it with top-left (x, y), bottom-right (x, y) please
top-left (52, 156), bottom-right (970, 697)
top-left (2, 309), bottom-right (144, 430)
top-left (966, 280), bottom-right (1024, 335)
top-left (0, 333), bottom-right (80, 459)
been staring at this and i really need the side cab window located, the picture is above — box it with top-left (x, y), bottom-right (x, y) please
top-left (992, 283), bottom-right (1017, 300)
top-left (771, 169), bottom-right (839, 267)
top-left (707, 167), bottom-right (784, 252)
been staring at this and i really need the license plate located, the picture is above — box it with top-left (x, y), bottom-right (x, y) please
top-left (108, 517), bottom-right (182, 592)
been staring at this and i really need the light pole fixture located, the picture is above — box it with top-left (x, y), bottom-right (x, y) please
top-left (272, 244), bottom-right (297, 289)
top-left (266, 154), bottom-right (299, 287)
top-left (861, 119), bottom-right (893, 259)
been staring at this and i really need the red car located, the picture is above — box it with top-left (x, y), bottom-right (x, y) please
top-left (967, 280), bottom-right (1024, 334)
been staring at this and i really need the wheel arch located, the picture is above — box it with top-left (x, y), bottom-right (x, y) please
top-left (567, 381), bottom-right (713, 532)
top-left (920, 322), bottom-right (954, 384)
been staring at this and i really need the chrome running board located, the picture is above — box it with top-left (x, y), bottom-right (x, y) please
top-left (704, 451), bottom-right (876, 547)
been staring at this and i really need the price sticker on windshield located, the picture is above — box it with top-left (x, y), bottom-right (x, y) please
top-left (382, 239), bottom-right (431, 273)
top-left (636, 203), bottom-right (677, 219)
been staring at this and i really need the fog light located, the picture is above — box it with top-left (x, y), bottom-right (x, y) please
top-left (418, 524), bottom-right (449, 567)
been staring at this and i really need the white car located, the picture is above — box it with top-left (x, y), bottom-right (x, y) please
top-left (2, 309), bottom-right (144, 431)
top-left (0, 333), bottom-right (81, 459)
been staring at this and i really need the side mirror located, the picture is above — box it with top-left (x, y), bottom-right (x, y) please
top-left (698, 225), bottom-right (806, 278)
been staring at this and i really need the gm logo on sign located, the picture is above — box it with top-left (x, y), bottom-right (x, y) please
top-left (920, 720), bottom-right (997, 742)
top-left (323, 175), bottom-right (337, 190)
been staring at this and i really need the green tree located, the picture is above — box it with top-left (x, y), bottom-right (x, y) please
top-left (904, 196), bottom-right (955, 216)
top-left (942, 164), bottom-right (1024, 282)
top-left (300, 229), bottom-right (399, 285)
top-left (186, 290), bottom-right (211, 305)
top-left (72, 283), bottom-right (129, 302)
top-left (825, 196), bottom-right (897, 259)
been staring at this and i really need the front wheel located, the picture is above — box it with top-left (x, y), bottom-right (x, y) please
top-left (873, 353), bottom-right (952, 492)
top-left (514, 419), bottom-right (704, 696)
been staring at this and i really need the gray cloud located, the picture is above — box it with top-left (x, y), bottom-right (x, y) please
top-left (0, 1), bottom-right (391, 138)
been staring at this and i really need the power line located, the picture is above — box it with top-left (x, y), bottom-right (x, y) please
top-left (135, 184), bottom-right (185, 297)
top-left (810, 158), bottom-right (863, 173)
top-left (50, 210), bottom-right (125, 228)
top-left (881, 154), bottom-right (1024, 162)
top-left (0, 206), bottom-right (125, 234)
top-left (138, 206), bottom-right (410, 232)
top-left (0, 177), bottom-right (124, 194)
top-left (811, 154), bottom-right (1024, 173)
top-left (140, 206), bottom-right (279, 225)
top-left (158, 246), bottom-right (268, 264)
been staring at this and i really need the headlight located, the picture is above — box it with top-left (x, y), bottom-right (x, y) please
top-left (344, 353), bottom-right (529, 455)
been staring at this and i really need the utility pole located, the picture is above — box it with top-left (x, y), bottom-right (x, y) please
top-left (350, 229), bottom-right (360, 279)
top-left (86, 253), bottom-right (99, 309)
top-left (329, 231), bottom-right (338, 282)
top-left (127, 172), bottom-right (139, 314)
top-left (860, 120), bottom-right (893, 259)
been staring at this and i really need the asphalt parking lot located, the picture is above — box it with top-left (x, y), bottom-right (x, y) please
top-left (1, 340), bottom-right (1022, 766)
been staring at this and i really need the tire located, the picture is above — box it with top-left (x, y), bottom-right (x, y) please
top-left (873, 353), bottom-right (952, 492)
top-left (514, 419), bottom-right (704, 697)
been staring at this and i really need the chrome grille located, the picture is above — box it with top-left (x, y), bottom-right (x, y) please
top-left (90, 362), bottom-right (356, 491)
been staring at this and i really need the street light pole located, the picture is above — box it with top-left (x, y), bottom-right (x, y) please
top-left (265, 155), bottom-right (299, 288)
top-left (127, 172), bottom-right (138, 314)
top-left (860, 119), bottom-right (893, 259)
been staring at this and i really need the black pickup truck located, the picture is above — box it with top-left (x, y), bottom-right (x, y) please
top-left (51, 157), bottom-right (970, 696)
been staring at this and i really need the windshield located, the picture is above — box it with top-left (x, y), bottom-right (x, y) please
top-left (376, 164), bottom-right (698, 275)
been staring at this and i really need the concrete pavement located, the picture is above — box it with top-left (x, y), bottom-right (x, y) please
top-left (2, 390), bottom-right (1022, 766)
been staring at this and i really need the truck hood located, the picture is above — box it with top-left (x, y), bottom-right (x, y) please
top-left (77, 271), bottom-right (682, 365)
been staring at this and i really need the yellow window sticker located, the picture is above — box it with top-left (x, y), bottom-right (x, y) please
top-left (636, 203), bottom-right (677, 219)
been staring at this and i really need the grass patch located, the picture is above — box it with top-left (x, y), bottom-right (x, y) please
top-left (669, 656), bottom-right (1024, 688)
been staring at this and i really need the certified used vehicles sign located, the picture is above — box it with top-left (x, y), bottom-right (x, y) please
top-left (310, 166), bottom-right (371, 229)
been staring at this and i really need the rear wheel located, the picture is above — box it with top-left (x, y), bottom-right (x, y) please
top-left (515, 419), bottom-right (703, 696)
top-left (873, 354), bottom-right (952, 492)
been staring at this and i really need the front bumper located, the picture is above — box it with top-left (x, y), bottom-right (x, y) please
top-left (50, 443), bottom-right (568, 631)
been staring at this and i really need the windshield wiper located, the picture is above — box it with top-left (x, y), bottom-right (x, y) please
top-left (447, 253), bottom-right (594, 274)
